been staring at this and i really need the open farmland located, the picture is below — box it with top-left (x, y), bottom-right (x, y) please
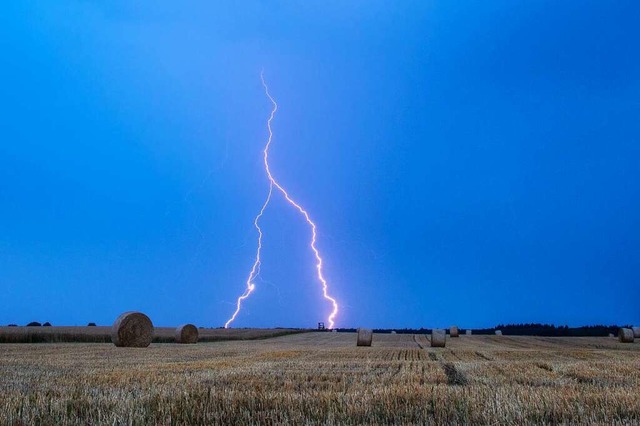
top-left (1, 333), bottom-right (639, 424)
top-left (0, 326), bottom-right (305, 343)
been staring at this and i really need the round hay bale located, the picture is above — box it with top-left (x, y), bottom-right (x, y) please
top-left (495, 330), bottom-right (502, 336)
top-left (618, 328), bottom-right (634, 343)
top-left (465, 330), bottom-right (472, 336)
top-left (608, 333), bottom-right (615, 338)
top-left (356, 328), bottom-right (373, 346)
top-left (391, 330), bottom-right (397, 334)
top-left (632, 327), bottom-right (640, 338)
top-left (332, 329), bottom-right (338, 333)
top-left (450, 326), bottom-right (459, 337)
top-left (431, 329), bottom-right (446, 347)
top-left (111, 311), bottom-right (153, 348)
top-left (175, 324), bottom-right (198, 344)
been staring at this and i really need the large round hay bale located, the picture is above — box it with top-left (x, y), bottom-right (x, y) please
top-left (495, 330), bottom-right (502, 336)
top-left (465, 330), bottom-right (472, 336)
top-left (175, 324), bottom-right (198, 344)
top-left (111, 312), bottom-right (153, 348)
top-left (618, 328), bottom-right (634, 343)
top-left (450, 326), bottom-right (459, 337)
top-left (356, 328), bottom-right (373, 346)
top-left (632, 327), bottom-right (640, 338)
top-left (431, 329), bottom-right (446, 347)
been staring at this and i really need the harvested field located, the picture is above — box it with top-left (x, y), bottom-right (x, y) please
top-left (1, 333), bottom-right (639, 424)
top-left (0, 326), bottom-right (306, 343)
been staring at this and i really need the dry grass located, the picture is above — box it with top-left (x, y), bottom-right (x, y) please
top-left (0, 326), bottom-right (305, 343)
top-left (1, 333), bottom-right (639, 424)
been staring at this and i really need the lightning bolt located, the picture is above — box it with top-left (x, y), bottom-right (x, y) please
top-left (223, 182), bottom-right (272, 329)
top-left (224, 71), bottom-right (340, 329)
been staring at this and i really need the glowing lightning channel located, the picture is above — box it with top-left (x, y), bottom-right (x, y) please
top-left (260, 72), bottom-right (340, 329)
top-left (224, 71), bottom-right (340, 329)
top-left (224, 182), bottom-right (272, 329)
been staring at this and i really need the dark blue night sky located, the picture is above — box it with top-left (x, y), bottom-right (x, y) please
top-left (1, 2), bottom-right (638, 328)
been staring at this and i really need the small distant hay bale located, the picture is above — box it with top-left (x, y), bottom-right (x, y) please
top-left (391, 330), bottom-right (397, 334)
top-left (356, 328), bottom-right (373, 346)
top-left (608, 333), bottom-right (615, 338)
top-left (332, 329), bottom-right (338, 333)
top-left (495, 330), bottom-right (502, 336)
top-left (632, 327), bottom-right (640, 338)
top-left (465, 330), bottom-right (472, 336)
top-left (450, 326), bottom-right (459, 337)
top-left (111, 311), bottom-right (153, 348)
top-left (618, 328), bottom-right (634, 343)
top-left (431, 329), bottom-right (446, 347)
top-left (175, 324), bottom-right (198, 344)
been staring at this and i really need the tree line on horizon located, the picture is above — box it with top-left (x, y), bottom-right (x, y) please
top-left (333, 323), bottom-right (627, 337)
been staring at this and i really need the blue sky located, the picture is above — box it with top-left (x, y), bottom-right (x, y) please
top-left (1, 2), bottom-right (638, 328)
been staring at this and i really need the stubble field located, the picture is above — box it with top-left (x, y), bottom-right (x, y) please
top-left (1, 332), bottom-right (639, 424)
